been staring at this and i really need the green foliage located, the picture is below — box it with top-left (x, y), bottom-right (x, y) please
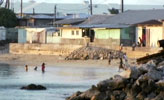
top-left (108, 8), bottom-right (119, 14)
top-left (0, 8), bottom-right (18, 28)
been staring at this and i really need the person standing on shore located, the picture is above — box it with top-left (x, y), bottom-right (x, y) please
top-left (118, 58), bottom-right (124, 72)
top-left (41, 63), bottom-right (45, 73)
top-left (108, 52), bottom-right (113, 65)
top-left (25, 65), bottom-right (28, 72)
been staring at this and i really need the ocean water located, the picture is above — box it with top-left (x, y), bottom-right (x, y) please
top-left (0, 63), bottom-right (118, 100)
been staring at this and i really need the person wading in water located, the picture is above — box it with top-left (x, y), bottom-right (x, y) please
top-left (42, 63), bottom-right (45, 73)
top-left (25, 65), bottom-right (28, 72)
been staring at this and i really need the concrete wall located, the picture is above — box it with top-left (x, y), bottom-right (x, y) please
top-left (18, 29), bottom-right (27, 43)
top-left (61, 28), bottom-right (83, 38)
top-left (9, 43), bottom-right (82, 56)
top-left (6, 28), bottom-right (18, 42)
top-left (94, 29), bottom-right (120, 39)
top-left (0, 28), bottom-right (6, 41)
top-left (9, 43), bottom-right (161, 58)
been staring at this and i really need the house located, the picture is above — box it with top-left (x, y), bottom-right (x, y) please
top-left (135, 20), bottom-right (164, 47)
top-left (100, 9), bottom-right (164, 47)
top-left (74, 10), bottom-right (164, 47)
top-left (17, 13), bottom-right (63, 27)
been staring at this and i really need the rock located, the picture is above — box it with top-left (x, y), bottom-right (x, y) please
top-left (65, 46), bottom-right (123, 60)
top-left (152, 92), bottom-right (164, 100)
top-left (120, 67), bottom-right (141, 80)
top-left (66, 91), bottom-right (82, 100)
top-left (111, 90), bottom-right (126, 100)
top-left (66, 58), bottom-right (164, 100)
top-left (79, 86), bottom-right (100, 99)
top-left (21, 84), bottom-right (46, 90)
top-left (147, 70), bottom-right (162, 81)
top-left (97, 75), bottom-right (127, 91)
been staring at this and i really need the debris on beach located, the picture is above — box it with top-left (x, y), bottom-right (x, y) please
top-left (21, 84), bottom-right (46, 90)
top-left (66, 59), bottom-right (164, 100)
top-left (65, 46), bottom-right (124, 60)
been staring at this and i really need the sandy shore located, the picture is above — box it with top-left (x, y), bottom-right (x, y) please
top-left (0, 54), bottom-right (137, 67)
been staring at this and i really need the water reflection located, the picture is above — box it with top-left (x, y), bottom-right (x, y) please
top-left (0, 63), bottom-right (15, 77)
top-left (0, 64), bottom-right (118, 100)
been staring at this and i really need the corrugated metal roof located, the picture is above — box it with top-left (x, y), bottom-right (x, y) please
top-left (75, 24), bottom-right (129, 28)
top-left (54, 18), bottom-right (86, 25)
top-left (80, 15), bottom-right (114, 25)
top-left (103, 9), bottom-right (164, 25)
top-left (30, 15), bottom-right (55, 19)
top-left (134, 19), bottom-right (162, 25)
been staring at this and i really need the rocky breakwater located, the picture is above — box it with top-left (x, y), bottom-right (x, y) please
top-left (66, 60), bottom-right (164, 100)
top-left (65, 46), bottom-right (123, 60)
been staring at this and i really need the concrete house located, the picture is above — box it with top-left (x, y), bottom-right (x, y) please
top-left (76, 15), bottom-right (135, 46)
top-left (135, 20), bottom-right (164, 47)
top-left (54, 18), bottom-right (89, 45)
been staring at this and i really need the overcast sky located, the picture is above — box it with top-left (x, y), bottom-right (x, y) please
top-left (17, 0), bottom-right (164, 5)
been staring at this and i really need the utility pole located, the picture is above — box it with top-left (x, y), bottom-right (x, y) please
top-left (21, 0), bottom-right (23, 17)
top-left (90, 0), bottom-right (93, 15)
top-left (54, 5), bottom-right (57, 26)
top-left (33, 8), bottom-right (35, 15)
top-left (5, 0), bottom-right (10, 9)
top-left (121, 0), bottom-right (124, 13)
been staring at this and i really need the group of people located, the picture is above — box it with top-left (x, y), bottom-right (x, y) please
top-left (25, 63), bottom-right (45, 73)
top-left (108, 43), bottom-right (129, 72)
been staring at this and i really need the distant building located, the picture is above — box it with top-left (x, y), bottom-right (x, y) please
top-left (17, 13), bottom-right (63, 27)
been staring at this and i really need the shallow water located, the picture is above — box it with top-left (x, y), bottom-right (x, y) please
top-left (0, 63), bottom-right (118, 100)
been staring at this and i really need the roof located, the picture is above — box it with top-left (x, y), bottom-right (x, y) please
top-left (80, 15), bottom-right (114, 25)
top-left (54, 18), bottom-right (86, 25)
top-left (30, 15), bottom-right (55, 19)
top-left (102, 9), bottom-right (164, 25)
top-left (76, 24), bottom-right (129, 28)
top-left (134, 19), bottom-right (162, 25)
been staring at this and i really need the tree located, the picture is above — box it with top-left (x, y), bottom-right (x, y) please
top-left (0, 8), bottom-right (17, 28)
top-left (108, 8), bottom-right (119, 14)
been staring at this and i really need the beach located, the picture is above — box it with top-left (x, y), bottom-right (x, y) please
top-left (0, 53), bottom-right (137, 68)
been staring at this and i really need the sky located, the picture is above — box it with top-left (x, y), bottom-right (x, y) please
top-left (15, 0), bottom-right (164, 5)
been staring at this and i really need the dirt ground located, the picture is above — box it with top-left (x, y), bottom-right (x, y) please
top-left (0, 54), bottom-right (137, 67)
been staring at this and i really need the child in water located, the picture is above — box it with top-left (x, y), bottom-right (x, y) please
top-left (25, 65), bottom-right (28, 72)
top-left (42, 63), bottom-right (45, 72)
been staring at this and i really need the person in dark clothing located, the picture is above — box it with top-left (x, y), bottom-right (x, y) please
top-left (118, 58), bottom-right (124, 72)
top-left (34, 66), bottom-right (37, 71)
top-left (25, 65), bottom-right (28, 72)
top-left (108, 52), bottom-right (113, 65)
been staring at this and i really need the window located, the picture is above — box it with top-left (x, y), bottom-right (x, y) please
top-left (72, 30), bottom-right (74, 35)
top-left (76, 31), bottom-right (79, 35)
